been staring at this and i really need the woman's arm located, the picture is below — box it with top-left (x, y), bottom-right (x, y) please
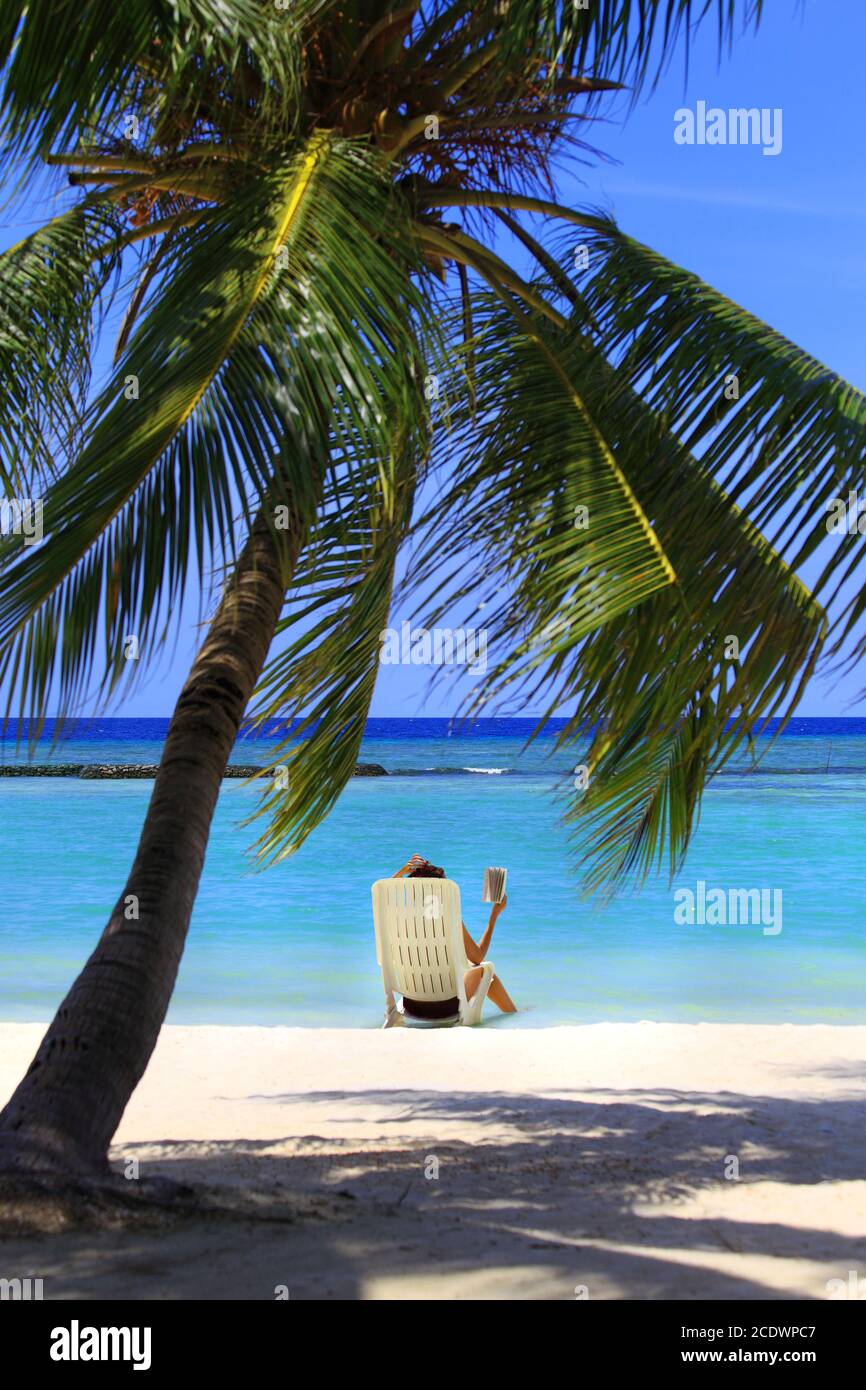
top-left (463, 895), bottom-right (507, 963)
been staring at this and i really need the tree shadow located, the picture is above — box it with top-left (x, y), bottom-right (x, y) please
top-left (2, 1084), bottom-right (864, 1299)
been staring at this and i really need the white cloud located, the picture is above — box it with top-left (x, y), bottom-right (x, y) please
top-left (598, 181), bottom-right (865, 218)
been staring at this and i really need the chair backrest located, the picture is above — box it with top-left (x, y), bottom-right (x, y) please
top-left (372, 877), bottom-right (465, 1002)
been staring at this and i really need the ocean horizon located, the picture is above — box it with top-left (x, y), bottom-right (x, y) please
top-left (2, 715), bottom-right (864, 1028)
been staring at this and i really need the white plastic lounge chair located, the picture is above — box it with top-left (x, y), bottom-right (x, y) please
top-left (371, 876), bottom-right (495, 1028)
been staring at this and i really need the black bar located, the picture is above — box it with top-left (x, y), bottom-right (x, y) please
top-left (5, 1297), bottom-right (859, 1374)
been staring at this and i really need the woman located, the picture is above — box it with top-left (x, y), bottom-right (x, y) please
top-left (391, 854), bottom-right (517, 1020)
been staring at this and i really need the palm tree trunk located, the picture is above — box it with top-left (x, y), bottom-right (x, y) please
top-left (0, 508), bottom-right (301, 1176)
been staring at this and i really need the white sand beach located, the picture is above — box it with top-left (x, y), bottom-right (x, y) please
top-left (2, 1021), bottom-right (865, 1301)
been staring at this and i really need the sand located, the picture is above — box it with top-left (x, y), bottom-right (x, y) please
top-left (1, 1020), bottom-right (865, 1300)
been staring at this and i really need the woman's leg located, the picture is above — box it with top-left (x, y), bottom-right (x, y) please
top-left (464, 965), bottom-right (517, 1013)
top-left (488, 975), bottom-right (517, 1012)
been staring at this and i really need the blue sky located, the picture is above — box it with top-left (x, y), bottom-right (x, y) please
top-left (6, 0), bottom-right (866, 720)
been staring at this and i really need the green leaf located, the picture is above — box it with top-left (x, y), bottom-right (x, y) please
top-left (574, 219), bottom-right (866, 661)
top-left (560, 365), bottom-right (826, 893)
top-left (407, 264), bottom-right (827, 893)
top-left (407, 286), bottom-right (676, 717)
top-left (0, 136), bottom-right (432, 731)
top-left (245, 432), bottom-right (420, 862)
top-left (0, 0), bottom-right (313, 170)
top-left (0, 199), bottom-right (122, 491)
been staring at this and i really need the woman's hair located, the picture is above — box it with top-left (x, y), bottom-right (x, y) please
top-left (408, 859), bottom-right (446, 879)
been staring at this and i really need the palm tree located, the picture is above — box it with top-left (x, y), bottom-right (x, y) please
top-left (0, 0), bottom-right (863, 1185)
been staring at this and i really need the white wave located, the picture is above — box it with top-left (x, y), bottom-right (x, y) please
top-left (464, 766), bottom-right (509, 774)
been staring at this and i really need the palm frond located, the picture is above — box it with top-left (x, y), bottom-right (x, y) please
top-left (571, 220), bottom-right (866, 660)
top-left (0, 0), bottom-right (314, 171)
top-left (557, 0), bottom-right (764, 98)
top-left (0, 135), bottom-right (431, 733)
top-left (407, 265), bottom-right (828, 891)
top-left (406, 284), bottom-right (676, 715)
top-left (0, 199), bottom-right (123, 491)
top-left (245, 430), bottom-right (421, 862)
top-left (559, 359), bottom-right (827, 893)
top-left (413, 0), bottom-right (763, 99)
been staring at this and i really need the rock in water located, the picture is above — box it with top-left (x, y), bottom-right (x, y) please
top-left (0, 762), bottom-right (389, 778)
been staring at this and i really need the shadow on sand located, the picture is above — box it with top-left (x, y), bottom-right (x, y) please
top-left (1, 1085), bottom-right (864, 1299)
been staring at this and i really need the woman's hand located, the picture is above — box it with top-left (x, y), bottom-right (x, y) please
top-left (394, 853), bottom-right (425, 877)
top-left (493, 893), bottom-right (508, 917)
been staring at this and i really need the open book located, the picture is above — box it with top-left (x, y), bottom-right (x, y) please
top-left (482, 866), bottom-right (507, 904)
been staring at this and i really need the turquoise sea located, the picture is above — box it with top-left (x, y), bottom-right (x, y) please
top-left (1, 717), bottom-right (864, 1026)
